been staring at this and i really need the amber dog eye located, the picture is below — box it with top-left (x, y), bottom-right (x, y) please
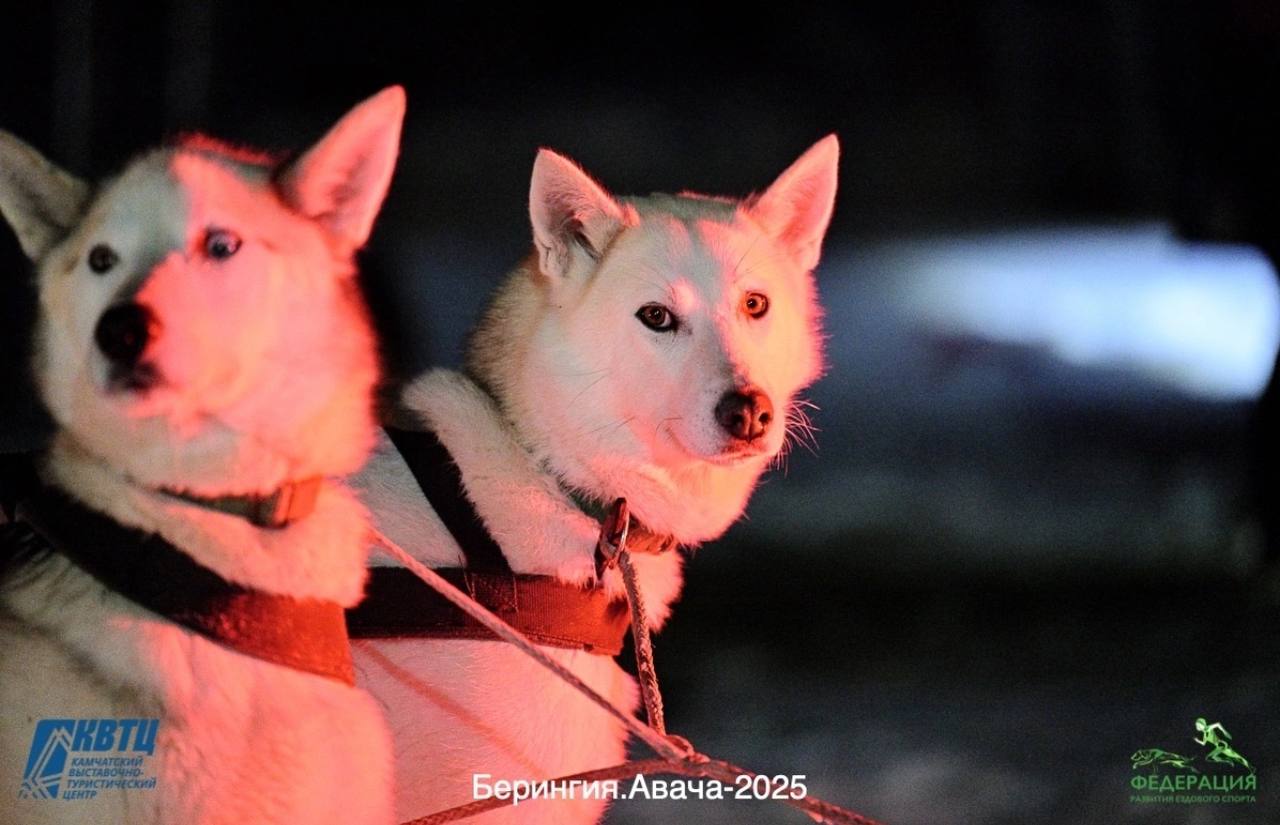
top-left (743, 292), bottom-right (769, 319)
top-left (205, 228), bottom-right (242, 260)
top-left (636, 303), bottom-right (678, 332)
top-left (88, 244), bottom-right (119, 274)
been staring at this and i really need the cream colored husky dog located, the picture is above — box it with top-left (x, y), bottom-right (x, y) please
top-left (354, 135), bottom-right (838, 823)
top-left (0, 88), bottom-right (404, 824)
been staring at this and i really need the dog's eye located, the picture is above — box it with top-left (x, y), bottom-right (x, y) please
top-left (204, 229), bottom-right (242, 261)
top-left (743, 292), bottom-right (769, 319)
top-left (636, 303), bottom-right (677, 332)
top-left (87, 244), bottom-right (118, 274)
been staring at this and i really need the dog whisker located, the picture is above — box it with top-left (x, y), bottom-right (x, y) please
top-left (654, 415), bottom-right (683, 440)
top-left (730, 235), bottom-right (762, 283)
top-left (568, 372), bottom-right (611, 405)
top-left (582, 415), bottom-right (636, 441)
top-left (780, 399), bottom-right (820, 459)
top-left (734, 244), bottom-right (791, 281)
top-left (626, 270), bottom-right (670, 293)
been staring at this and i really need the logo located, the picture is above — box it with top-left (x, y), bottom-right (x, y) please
top-left (19, 718), bottom-right (159, 801)
top-left (1129, 717), bottom-right (1256, 805)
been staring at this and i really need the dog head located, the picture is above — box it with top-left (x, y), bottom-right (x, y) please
top-left (472, 137), bottom-right (837, 540)
top-left (0, 87), bottom-right (405, 496)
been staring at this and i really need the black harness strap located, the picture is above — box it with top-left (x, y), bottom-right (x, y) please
top-left (7, 485), bottom-right (356, 685)
top-left (349, 425), bottom-right (677, 655)
top-left (383, 425), bottom-right (512, 574)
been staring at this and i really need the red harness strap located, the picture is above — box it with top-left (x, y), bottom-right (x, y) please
top-left (348, 567), bottom-right (633, 655)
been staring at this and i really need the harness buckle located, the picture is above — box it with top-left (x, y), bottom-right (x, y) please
top-left (594, 498), bottom-right (630, 581)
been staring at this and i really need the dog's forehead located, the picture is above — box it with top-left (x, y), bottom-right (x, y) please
top-left (88, 151), bottom-right (188, 246)
top-left (618, 194), bottom-right (780, 290)
top-left (92, 147), bottom-right (277, 240)
top-left (167, 149), bottom-right (281, 226)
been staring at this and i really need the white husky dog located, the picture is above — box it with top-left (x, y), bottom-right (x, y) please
top-left (0, 88), bottom-right (404, 824)
top-left (354, 135), bottom-right (838, 823)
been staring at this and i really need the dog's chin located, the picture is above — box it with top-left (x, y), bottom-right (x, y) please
top-left (665, 428), bottom-right (775, 467)
top-left (705, 442), bottom-right (774, 466)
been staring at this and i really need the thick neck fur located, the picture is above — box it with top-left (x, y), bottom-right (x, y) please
top-left (44, 433), bottom-right (370, 605)
top-left (468, 256), bottom-right (768, 545)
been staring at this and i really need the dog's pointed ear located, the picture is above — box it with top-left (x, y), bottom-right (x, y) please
top-left (748, 134), bottom-right (839, 271)
top-left (529, 149), bottom-right (626, 279)
top-left (0, 131), bottom-right (91, 262)
top-left (278, 85), bottom-right (405, 253)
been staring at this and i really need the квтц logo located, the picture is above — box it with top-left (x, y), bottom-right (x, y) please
top-left (19, 718), bottom-right (159, 801)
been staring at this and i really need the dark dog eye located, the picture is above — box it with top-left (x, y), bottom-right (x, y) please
top-left (743, 291), bottom-right (769, 319)
top-left (88, 244), bottom-right (118, 274)
top-left (204, 229), bottom-right (242, 260)
top-left (636, 303), bottom-right (677, 332)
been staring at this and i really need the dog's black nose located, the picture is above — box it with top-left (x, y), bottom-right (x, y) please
top-left (715, 387), bottom-right (773, 441)
top-left (94, 303), bottom-right (156, 368)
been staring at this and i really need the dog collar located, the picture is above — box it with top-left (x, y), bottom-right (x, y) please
top-left (157, 476), bottom-right (323, 529)
top-left (8, 484), bottom-right (356, 685)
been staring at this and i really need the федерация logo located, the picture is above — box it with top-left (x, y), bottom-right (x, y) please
top-left (18, 718), bottom-right (159, 801)
top-left (1130, 717), bottom-right (1256, 805)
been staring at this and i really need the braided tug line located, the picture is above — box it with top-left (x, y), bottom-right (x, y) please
top-left (371, 501), bottom-right (882, 825)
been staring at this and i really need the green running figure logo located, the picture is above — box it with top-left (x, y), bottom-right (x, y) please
top-left (1129, 717), bottom-right (1257, 805)
top-left (1193, 718), bottom-right (1253, 774)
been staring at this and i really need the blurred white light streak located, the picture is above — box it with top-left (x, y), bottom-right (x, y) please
top-left (901, 224), bottom-right (1280, 400)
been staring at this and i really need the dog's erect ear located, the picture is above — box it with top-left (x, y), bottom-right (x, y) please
top-left (748, 134), bottom-right (839, 272)
top-left (0, 131), bottom-right (90, 262)
top-left (529, 149), bottom-right (626, 279)
top-left (278, 85), bottom-right (405, 253)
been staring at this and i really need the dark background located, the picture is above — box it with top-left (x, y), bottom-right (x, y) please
top-left (2, 2), bottom-right (1278, 823)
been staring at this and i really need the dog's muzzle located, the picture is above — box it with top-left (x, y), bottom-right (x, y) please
top-left (95, 302), bottom-right (159, 390)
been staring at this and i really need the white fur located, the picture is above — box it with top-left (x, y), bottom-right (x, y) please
top-left (353, 137), bottom-right (838, 823)
top-left (0, 450), bottom-right (392, 825)
top-left (0, 87), bottom-right (405, 824)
